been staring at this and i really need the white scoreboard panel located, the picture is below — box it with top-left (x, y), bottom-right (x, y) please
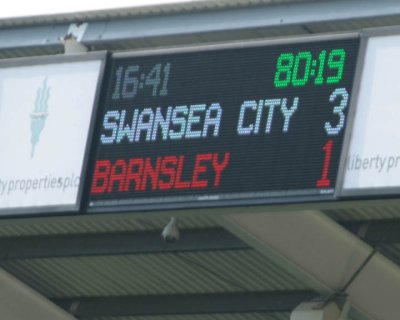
top-left (340, 29), bottom-right (400, 196)
top-left (0, 53), bottom-right (105, 215)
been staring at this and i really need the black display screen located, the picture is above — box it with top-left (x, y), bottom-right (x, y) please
top-left (88, 36), bottom-right (359, 211)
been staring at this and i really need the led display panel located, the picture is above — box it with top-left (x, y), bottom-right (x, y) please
top-left (0, 54), bottom-right (105, 214)
top-left (88, 36), bottom-right (359, 211)
top-left (342, 32), bottom-right (400, 195)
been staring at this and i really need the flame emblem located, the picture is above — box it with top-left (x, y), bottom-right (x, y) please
top-left (30, 77), bottom-right (50, 158)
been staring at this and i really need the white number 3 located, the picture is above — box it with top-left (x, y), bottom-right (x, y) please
top-left (325, 87), bottom-right (349, 136)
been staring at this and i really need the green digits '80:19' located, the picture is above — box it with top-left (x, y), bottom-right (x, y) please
top-left (273, 49), bottom-right (346, 88)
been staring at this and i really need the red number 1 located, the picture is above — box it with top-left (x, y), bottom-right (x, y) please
top-left (316, 139), bottom-right (333, 188)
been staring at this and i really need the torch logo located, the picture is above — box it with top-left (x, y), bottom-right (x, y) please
top-left (30, 77), bottom-right (50, 158)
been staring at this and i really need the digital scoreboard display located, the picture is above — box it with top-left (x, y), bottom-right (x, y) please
top-left (88, 36), bottom-right (359, 211)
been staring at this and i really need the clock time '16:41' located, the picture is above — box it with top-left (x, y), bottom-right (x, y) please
top-left (111, 63), bottom-right (171, 100)
top-left (274, 49), bottom-right (346, 88)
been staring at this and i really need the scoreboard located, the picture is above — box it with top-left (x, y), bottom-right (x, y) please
top-left (87, 35), bottom-right (359, 211)
top-left (7, 30), bottom-right (400, 216)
